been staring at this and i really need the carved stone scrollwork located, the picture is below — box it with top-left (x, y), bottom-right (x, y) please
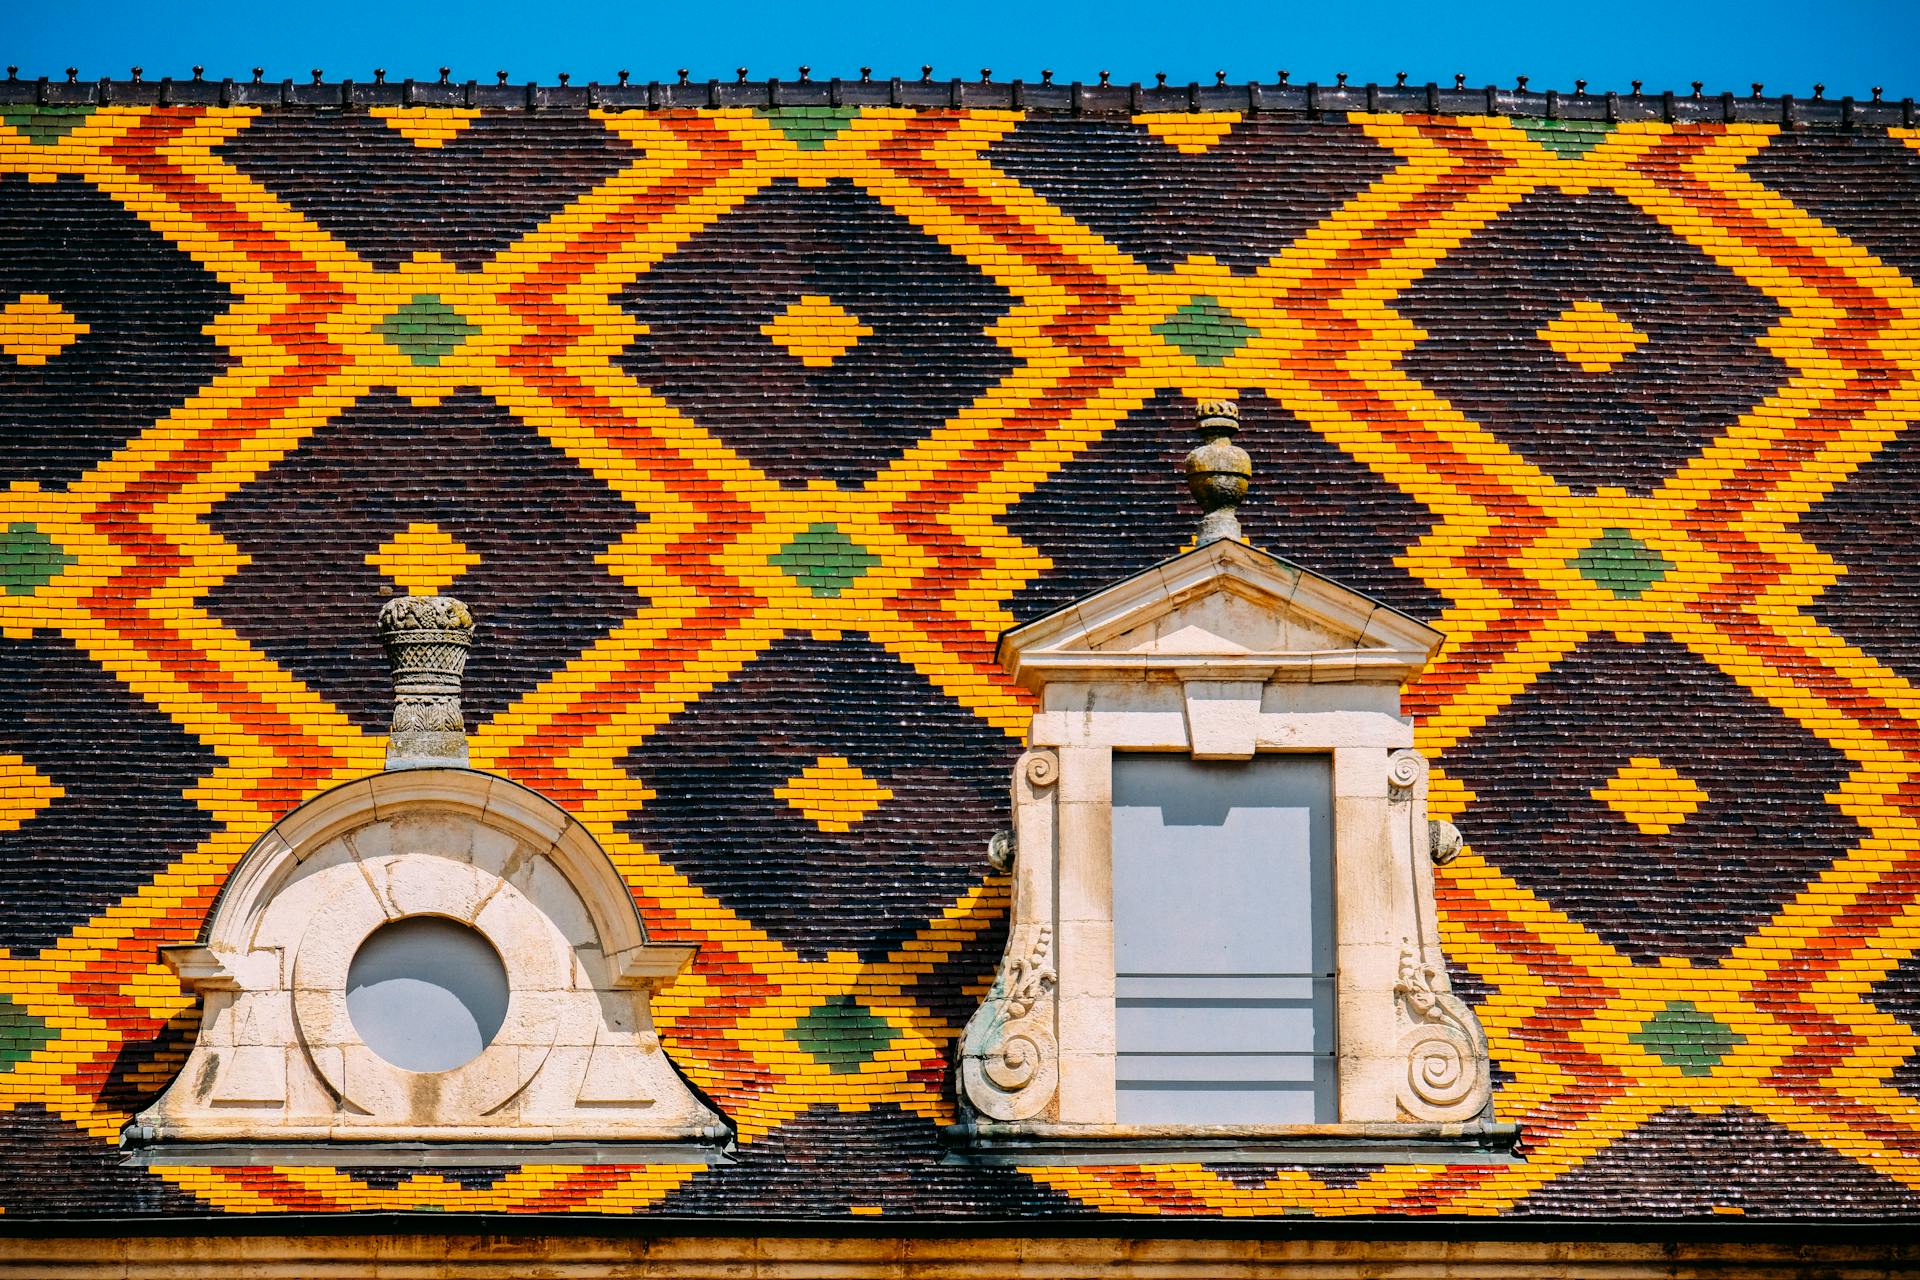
top-left (1393, 941), bottom-right (1492, 1124)
top-left (1386, 747), bottom-right (1426, 796)
top-left (958, 925), bottom-right (1058, 1122)
top-left (1021, 750), bottom-right (1059, 789)
top-left (985, 829), bottom-right (1015, 874)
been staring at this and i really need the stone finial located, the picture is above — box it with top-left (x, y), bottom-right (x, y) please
top-left (379, 594), bottom-right (473, 770)
top-left (1184, 399), bottom-right (1251, 545)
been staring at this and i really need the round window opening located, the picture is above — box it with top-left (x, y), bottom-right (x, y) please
top-left (346, 916), bottom-right (510, 1073)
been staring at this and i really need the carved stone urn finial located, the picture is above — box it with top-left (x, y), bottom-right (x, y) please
top-left (1184, 398), bottom-right (1250, 545)
top-left (378, 594), bottom-right (474, 770)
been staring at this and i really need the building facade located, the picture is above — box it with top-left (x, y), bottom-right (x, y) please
top-left (0, 74), bottom-right (1917, 1271)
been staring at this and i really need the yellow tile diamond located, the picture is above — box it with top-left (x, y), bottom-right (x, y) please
top-left (1138, 112), bottom-right (1241, 154)
top-left (365, 521), bottom-right (480, 596)
top-left (0, 293), bottom-right (88, 366)
top-left (774, 755), bottom-right (893, 833)
top-left (761, 294), bottom-right (874, 368)
top-left (371, 107), bottom-right (480, 149)
top-left (0, 752), bottom-right (63, 836)
top-left (1536, 298), bottom-right (1647, 373)
top-left (1592, 756), bottom-right (1709, 835)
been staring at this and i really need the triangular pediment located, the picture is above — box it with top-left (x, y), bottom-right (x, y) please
top-left (998, 540), bottom-right (1442, 688)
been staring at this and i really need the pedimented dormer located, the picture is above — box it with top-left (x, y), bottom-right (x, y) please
top-left (1000, 537), bottom-right (1442, 759)
top-left (950, 402), bottom-right (1513, 1166)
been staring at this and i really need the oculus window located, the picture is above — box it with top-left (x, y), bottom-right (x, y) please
top-left (125, 769), bottom-right (731, 1166)
top-left (346, 916), bottom-right (511, 1074)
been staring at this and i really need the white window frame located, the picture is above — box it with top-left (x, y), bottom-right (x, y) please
top-left (952, 539), bottom-right (1514, 1164)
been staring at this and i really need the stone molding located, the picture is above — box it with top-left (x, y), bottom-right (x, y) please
top-left (1, 1232), bottom-right (1906, 1278)
top-left (952, 539), bottom-right (1510, 1161)
top-left (126, 768), bottom-right (729, 1162)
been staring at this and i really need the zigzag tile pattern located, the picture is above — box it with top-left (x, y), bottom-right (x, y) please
top-left (0, 105), bottom-right (1917, 1219)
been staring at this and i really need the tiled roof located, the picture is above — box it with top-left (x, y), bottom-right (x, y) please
top-left (0, 101), bottom-right (1916, 1219)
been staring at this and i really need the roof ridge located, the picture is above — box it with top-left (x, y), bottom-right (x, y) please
top-left (2, 68), bottom-right (1912, 126)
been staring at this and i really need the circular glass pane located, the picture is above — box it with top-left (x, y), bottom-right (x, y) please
top-left (346, 916), bottom-right (509, 1073)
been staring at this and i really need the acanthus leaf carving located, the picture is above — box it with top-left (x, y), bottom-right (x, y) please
top-left (958, 924), bottom-right (1057, 1122)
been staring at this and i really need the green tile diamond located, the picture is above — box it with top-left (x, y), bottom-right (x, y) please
top-left (1630, 1000), bottom-right (1742, 1076)
top-left (772, 523), bottom-right (880, 598)
top-left (0, 993), bottom-right (54, 1071)
top-left (1154, 296), bottom-right (1256, 367)
top-left (1, 107), bottom-right (95, 147)
top-left (377, 294), bottom-right (478, 366)
top-left (1517, 118), bottom-right (1616, 160)
top-left (0, 523), bottom-right (73, 596)
top-left (1571, 528), bottom-right (1671, 599)
top-left (754, 107), bottom-right (861, 149)
top-left (787, 995), bottom-right (898, 1073)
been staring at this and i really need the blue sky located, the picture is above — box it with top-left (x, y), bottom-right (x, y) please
top-left (7, 0), bottom-right (1917, 99)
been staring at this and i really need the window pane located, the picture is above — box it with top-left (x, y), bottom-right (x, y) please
top-left (1111, 753), bottom-right (1334, 1124)
top-left (346, 916), bottom-right (510, 1073)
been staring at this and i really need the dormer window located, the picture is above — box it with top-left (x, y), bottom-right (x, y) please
top-left (949, 401), bottom-right (1515, 1165)
top-left (123, 595), bottom-right (730, 1166)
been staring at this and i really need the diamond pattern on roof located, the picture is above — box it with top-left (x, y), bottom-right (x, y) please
top-left (0, 104), bottom-right (1917, 1221)
top-left (619, 175), bottom-right (1016, 487)
top-left (204, 390), bottom-right (644, 732)
top-left (0, 292), bottom-right (88, 366)
top-left (0, 172), bottom-right (232, 487)
top-left (1442, 636), bottom-right (1867, 962)
top-left (622, 636), bottom-right (1011, 962)
top-left (1537, 298), bottom-right (1645, 373)
top-left (1396, 188), bottom-right (1788, 495)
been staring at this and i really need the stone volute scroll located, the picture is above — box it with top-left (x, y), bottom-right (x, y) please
top-left (957, 750), bottom-right (1061, 1122)
top-left (124, 594), bottom-right (731, 1166)
top-left (1386, 748), bottom-right (1493, 1126)
top-left (949, 399), bottom-right (1514, 1165)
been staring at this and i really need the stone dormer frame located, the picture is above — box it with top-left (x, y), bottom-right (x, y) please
top-left (951, 539), bottom-right (1516, 1163)
top-left (124, 767), bottom-right (731, 1166)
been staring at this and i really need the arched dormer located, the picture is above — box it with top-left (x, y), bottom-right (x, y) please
top-left (126, 767), bottom-right (729, 1164)
top-left (124, 596), bottom-right (728, 1165)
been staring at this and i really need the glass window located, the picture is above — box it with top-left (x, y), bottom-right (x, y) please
top-left (1111, 753), bottom-right (1335, 1124)
top-left (346, 916), bottom-right (510, 1073)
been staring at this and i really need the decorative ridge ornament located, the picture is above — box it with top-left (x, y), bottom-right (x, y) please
top-left (1184, 399), bottom-right (1250, 546)
top-left (379, 593), bottom-right (473, 769)
top-left (5, 74), bottom-right (1890, 129)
